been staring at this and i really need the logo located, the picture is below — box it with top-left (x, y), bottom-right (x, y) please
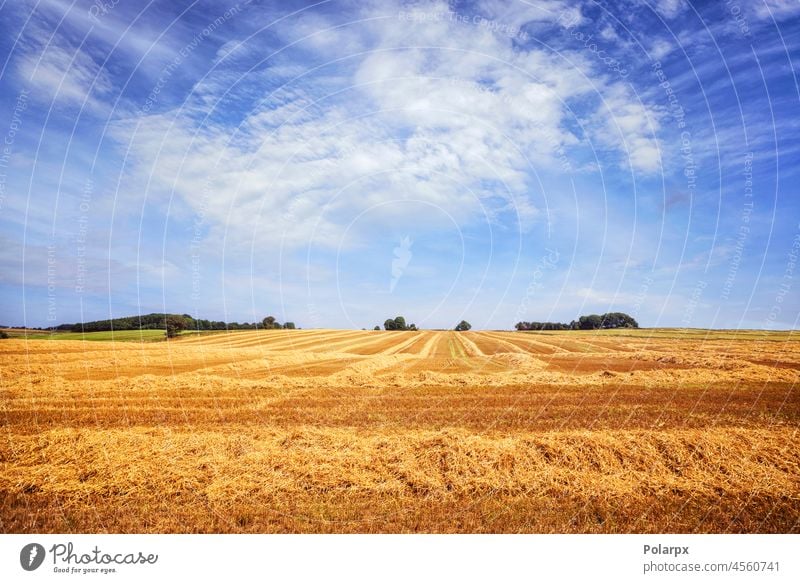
top-left (390, 235), bottom-right (413, 292)
top-left (20, 543), bottom-right (46, 571)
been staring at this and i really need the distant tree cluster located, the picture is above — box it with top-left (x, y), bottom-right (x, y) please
top-left (190, 318), bottom-right (260, 331)
top-left (454, 320), bottom-right (472, 331)
top-left (583, 312), bottom-right (639, 329)
top-left (516, 312), bottom-right (638, 331)
top-left (58, 313), bottom-right (177, 333)
top-left (261, 316), bottom-right (295, 329)
top-left (51, 313), bottom-right (297, 336)
top-left (383, 316), bottom-right (417, 331)
top-left (0, 330), bottom-right (8, 339)
top-left (514, 321), bottom-right (570, 331)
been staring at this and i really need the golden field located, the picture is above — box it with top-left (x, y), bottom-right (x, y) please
top-left (1, 328), bottom-right (799, 533)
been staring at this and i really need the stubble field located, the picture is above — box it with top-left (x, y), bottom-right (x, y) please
top-left (1, 328), bottom-right (798, 533)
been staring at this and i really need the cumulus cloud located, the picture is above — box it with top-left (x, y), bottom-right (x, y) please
top-left (641, 0), bottom-right (687, 20)
top-left (649, 38), bottom-right (673, 61)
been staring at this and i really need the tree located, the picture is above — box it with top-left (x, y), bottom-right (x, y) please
top-left (165, 315), bottom-right (187, 338)
top-left (600, 312), bottom-right (638, 329)
top-left (373, 326), bottom-right (380, 331)
top-left (283, 322), bottom-right (296, 330)
top-left (384, 316), bottom-right (414, 330)
top-left (578, 314), bottom-right (603, 330)
top-left (262, 316), bottom-right (279, 329)
top-left (455, 320), bottom-right (472, 331)
top-left (0, 330), bottom-right (8, 339)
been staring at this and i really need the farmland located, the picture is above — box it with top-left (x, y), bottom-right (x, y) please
top-left (0, 328), bottom-right (220, 342)
top-left (1, 328), bottom-right (798, 533)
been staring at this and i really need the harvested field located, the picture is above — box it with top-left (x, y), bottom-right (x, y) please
top-left (1, 329), bottom-right (799, 533)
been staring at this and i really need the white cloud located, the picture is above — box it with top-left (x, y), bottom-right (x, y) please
top-left (642, 0), bottom-right (687, 20)
top-left (29, 0), bottom-right (192, 76)
top-left (649, 38), bottom-right (673, 61)
top-left (754, 0), bottom-right (800, 20)
top-left (111, 0), bottom-right (664, 254)
top-left (16, 37), bottom-right (113, 110)
top-left (589, 84), bottom-right (662, 173)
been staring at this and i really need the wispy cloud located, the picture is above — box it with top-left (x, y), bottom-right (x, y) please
top-left (16, 32), bottom-right (113, 110)
top-left (111, 0), bottom-right (664, 257)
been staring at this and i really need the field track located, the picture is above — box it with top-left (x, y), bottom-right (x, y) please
top-left (1, 329), bottom-right (799, 533)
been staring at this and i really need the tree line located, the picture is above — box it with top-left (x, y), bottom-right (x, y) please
top-left (14, 310), bottom-right (639, 339)
top-left (48, 313), bottom-right (297, 338)
top-left (515, 312), bottom-right (638, 331)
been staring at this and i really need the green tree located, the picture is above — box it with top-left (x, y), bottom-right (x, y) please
top-left (373, 326), bottom-right (380, 331)
top-left (283, 322), bottom-right (296, 329)
top-left (0, 330), bottom-right (9, 339)
top-left (262, 316), bottom-right (278, 329)
top-left (600, 312), bottom-right (638, 329)
top-left (165, 315), bottom-right (187, 338)
top-left (393, 316), bottom-right (406, 330)
top-left (455, 320), bottom-right (472, 331)
top-left (578, 314), bottom-right (603, 330)
top-left (384, 318), bottom-right (397, 331)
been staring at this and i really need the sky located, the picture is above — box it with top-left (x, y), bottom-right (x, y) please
top-left (0, 0), bottom-right (798, 330)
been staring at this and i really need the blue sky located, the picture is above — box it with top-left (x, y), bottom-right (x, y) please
top-left (0, 0), bottom-right (798, 329)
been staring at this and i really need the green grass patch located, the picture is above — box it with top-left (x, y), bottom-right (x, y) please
top-left (0, 328), bottom-right (246, 342)
top-left (43, 329), bottom-right (167, 342)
